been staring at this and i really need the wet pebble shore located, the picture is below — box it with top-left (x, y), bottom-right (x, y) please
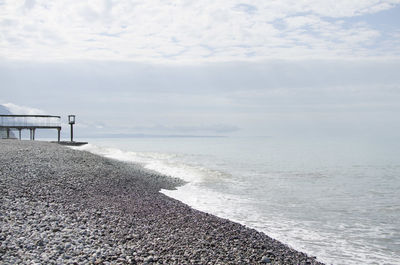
top-left (0, 140), bottom-right (324, 264)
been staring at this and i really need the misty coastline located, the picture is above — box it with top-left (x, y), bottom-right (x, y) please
top-left (0, 140), bottom-right (323, 264)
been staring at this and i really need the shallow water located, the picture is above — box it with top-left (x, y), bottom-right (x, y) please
top-left (76, 136), bottom-right (400, 265)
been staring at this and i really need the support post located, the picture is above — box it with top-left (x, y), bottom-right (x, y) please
top-left (30, 129), bottom-right (32, 140)
top-left (70, 124), bottom-right (74, 142)
top-left (57, 128), bottom-right (61, 142)
top-left (6, 128), bottom-right (10, 139)
top-left (32, 129), bottom-right (35, 140)
top-left (19, 129), bottom-right (21, 140)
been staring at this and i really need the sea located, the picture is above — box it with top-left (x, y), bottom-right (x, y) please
top-left (73, 135), bottom-right (400, 265)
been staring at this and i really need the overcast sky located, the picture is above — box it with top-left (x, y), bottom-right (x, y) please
top-left (1, 0), bottom-right (400, 138)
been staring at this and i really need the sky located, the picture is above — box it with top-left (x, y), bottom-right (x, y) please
top-left (1, 0), bottom-right (400, 138)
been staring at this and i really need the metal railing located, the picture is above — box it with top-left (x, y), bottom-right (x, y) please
top-left (0, 115), bottom-right (61, 128)
top-left (0, 115), bottom-right (62, 141)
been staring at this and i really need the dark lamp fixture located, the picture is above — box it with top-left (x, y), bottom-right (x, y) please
top-left (68, 115), bottom-right (75, 125)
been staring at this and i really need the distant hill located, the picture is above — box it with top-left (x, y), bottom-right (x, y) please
top-left (0, 105), bottom-right (16, 138)
top-left (0, 104), bottom-right (12, 115)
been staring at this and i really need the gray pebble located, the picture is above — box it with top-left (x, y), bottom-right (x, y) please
top-left (260, 256), bottom-right (271, 263)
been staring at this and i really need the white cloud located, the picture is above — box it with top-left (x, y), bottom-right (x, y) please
top-left (0, 0), bottom-right (399, 62)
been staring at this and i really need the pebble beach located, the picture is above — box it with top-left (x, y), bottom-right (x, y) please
top-left (0, 140), bottom-right (324, 265)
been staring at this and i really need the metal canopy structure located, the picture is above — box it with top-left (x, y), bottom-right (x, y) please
top-left (0, 115), bottom-right (62, 142)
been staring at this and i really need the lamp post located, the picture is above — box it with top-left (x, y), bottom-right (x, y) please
top-left (68, 115), bottom-right (75, 142)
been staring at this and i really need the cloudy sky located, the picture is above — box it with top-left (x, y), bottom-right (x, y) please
top-left (1, 0), bottom-right (400, 138)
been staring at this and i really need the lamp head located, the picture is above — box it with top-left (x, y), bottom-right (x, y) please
top-left (68, 115), bottom-right (75, 125)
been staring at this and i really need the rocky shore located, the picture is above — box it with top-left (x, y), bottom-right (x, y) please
top-left (0, 140), bottom-right (324, 265)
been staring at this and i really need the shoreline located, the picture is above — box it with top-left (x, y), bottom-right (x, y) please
top-left (0, 140), bottom-right (324, 264)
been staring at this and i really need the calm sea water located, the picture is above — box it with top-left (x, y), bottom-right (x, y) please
top-left (75, 136), bottom-right (400, 265)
